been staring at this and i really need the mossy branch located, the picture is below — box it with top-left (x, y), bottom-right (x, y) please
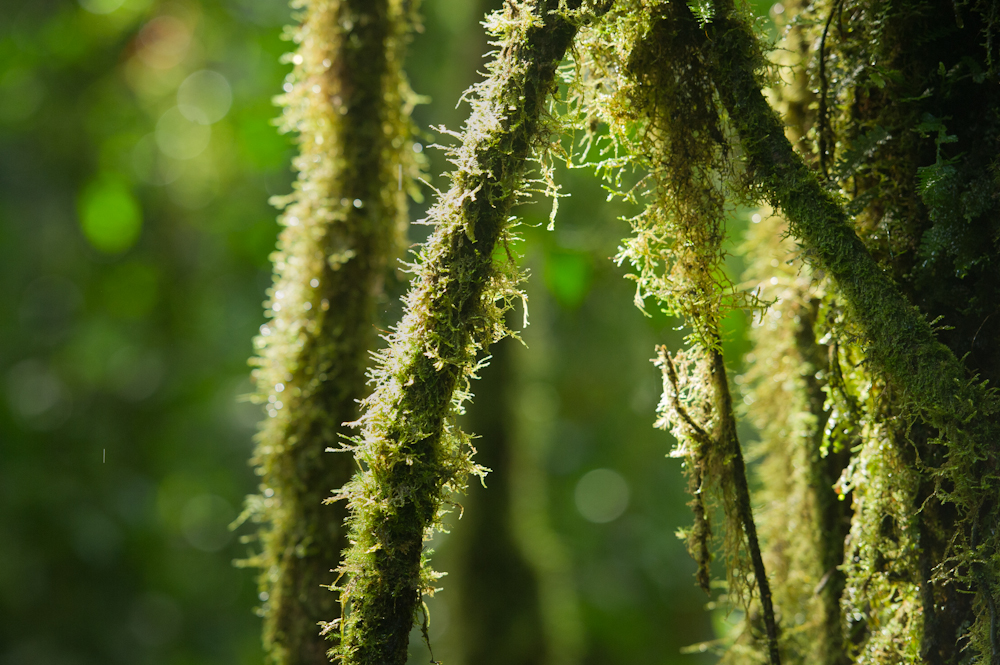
top-left (242, 1), bottom-right (418, 663)
top-left (328, 2), bottom-right (611, 664)
top-left (698, 0), bottom-right (1000, 656)
top-left (702, 0), bottom-right (999, 454)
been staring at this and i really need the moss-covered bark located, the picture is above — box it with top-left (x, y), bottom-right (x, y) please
top-left (742, 220), bottom-right (852, 665)
top-left (700, 3), bottom-right (996, 446)
top-left (693, 0), bottom-right (1000, 661)
top-left (243, 1), bottom-right (418, 663)
top-left (328, 3), bottom-right (611, 664)
top-left (572, 0), bottom-right (999, 660)
top-left (245, 1), bottom-right (1000, 662)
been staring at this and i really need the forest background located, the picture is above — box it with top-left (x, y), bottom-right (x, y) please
top-left (0, 0), bottom-right (782, 664)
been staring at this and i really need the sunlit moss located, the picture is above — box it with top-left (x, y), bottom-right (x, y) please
top-left (555, 0), bottom-right (1000, 662)
top-left (248, 0), bottom-right (1000, 662)
top-left (240, 1), bottom-right (421, 663)
top-left (704, 0), bottom-right (1000, 662)
top-left (567, 3), bottom-right (779, 662)
top-left (326, 2), bottom-right (612, 664)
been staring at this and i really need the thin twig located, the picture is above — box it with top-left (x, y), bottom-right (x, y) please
top-left (818, 0), bottom-right (845, 179)
top-left (708, 347), bottom-right (782, 665)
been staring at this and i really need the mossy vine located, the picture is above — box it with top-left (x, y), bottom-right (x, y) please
top-left (324, 2), bottom-right (612, 664)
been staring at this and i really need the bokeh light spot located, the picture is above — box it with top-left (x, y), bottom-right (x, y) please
top-left (156, 106), bottom-right (211, 160)
top-left (574, 468), bottom-right (630, 523)
top-left (136, 16), bottom-right (191, 70)
top-left (78, 175), bottom-right (143, 254)
top-left (178, 70), bottom-right (233, 124)
top-left (5, 359), bottom-right (72, 430)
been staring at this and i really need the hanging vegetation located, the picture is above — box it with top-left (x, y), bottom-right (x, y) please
top-left (249, 0), bottom-right (1000, 662)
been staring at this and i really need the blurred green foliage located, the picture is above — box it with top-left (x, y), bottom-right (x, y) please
top-left (0, 1), bottom-right (289, 662)
top-left (0, 0), bottom-right (768, 663)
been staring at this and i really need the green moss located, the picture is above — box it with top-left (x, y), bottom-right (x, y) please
top-left (559, 1), bottom-right (1000, 661)
top-left (327, 2), bottom-right (612, 664)
top-left (567, 3), bottom-right (780, 661)
top-left (245, 1), bottom-right (1000, 662)
top-left (699, 0), bottom-right (1000, 661)
top-left (240, 1), bottom-right (421, 663)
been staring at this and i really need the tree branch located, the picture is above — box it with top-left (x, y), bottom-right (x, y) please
top-left (697, 0), bottom-right (1000, 656)
top-left (330, 2), bottom-right (612, 664)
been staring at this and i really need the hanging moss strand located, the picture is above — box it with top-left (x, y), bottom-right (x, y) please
top-left (571, 4), bottom-right (780, 660)
top-left (329, 3), bottom-right (611, 664)
top-left (243, 1), bottom-right (417, 663)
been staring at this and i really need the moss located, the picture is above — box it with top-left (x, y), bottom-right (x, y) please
top-left (245, 0), bottom-right (1000, 662)
top-left (327, 2), bottom-right (611, 664)
top-left (562, 0), bottom-right (1000, 661)
top-left (568, 3), bottom-right (780, 661)
top-left (698, 0), bottom-right (1000, 661)
top-left (239, 1), bottom-right (420, 663)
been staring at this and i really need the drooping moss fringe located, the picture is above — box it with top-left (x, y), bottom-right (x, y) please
top-left (697, 0), bottom-right (1000, 659)
top-left (326, 2), bottom-right (611, 664)
top-left (241, 1), bottom-right (419, 663)
top-left (576, 4), bottom-right (779, 661)
top-left (660, 349), bottom-right (714, 593)
top-left (655, 344), bottom-right (780, 665)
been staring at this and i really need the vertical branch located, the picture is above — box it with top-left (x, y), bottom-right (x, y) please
top-left (245, 1), bottom-right (417, 664)
top-left (330, 2), bottom-right (610, 664)
top-left (741, 209), bottom-right (852, 665)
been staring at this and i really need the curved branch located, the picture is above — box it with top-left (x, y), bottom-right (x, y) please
top-left (700, 0), bottom-right (997, 475)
